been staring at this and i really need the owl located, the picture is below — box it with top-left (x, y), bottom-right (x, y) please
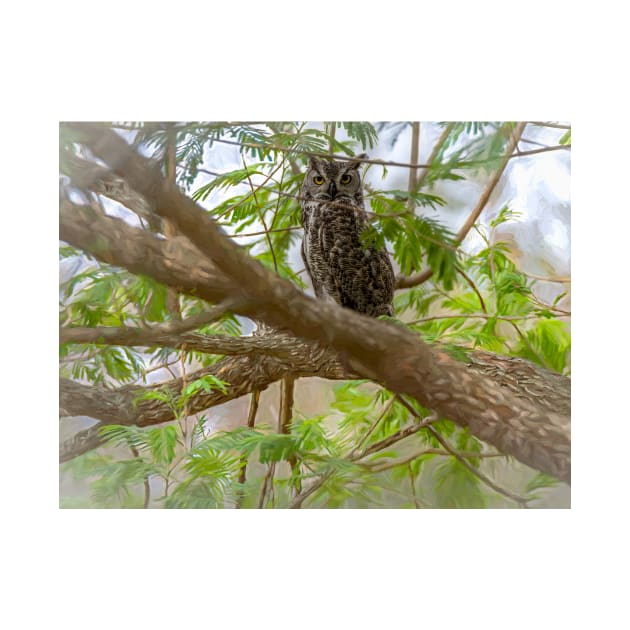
top-left (300, 154), bottom-right (395, 318)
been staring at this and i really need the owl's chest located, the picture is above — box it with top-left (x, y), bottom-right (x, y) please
top-left (306, 203), bottom-right (364, 243)
top-left (304, 204), bottom-right (369, 267)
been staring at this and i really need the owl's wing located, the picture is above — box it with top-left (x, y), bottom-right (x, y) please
top-left (300, 237), bottom-right (314, 291)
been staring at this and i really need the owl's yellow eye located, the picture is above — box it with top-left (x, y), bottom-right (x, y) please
top-left (313, 175), bottom-right (325, 185)
top-left (340, 174), bottom-right (352, 184)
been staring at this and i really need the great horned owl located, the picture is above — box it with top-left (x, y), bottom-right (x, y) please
top-left (300, 154), bottom-right (395, 317)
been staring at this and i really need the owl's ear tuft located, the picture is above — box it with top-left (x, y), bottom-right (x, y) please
top-left (308, 156), bottom-right (324, 171)
top-left (348, 153), bottom-right (369, 170)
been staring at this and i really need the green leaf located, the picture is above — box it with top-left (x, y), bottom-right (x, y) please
top-left (147, 425), bottom-right (179, 465)
top-left (525, 472), bottom-right (561, 494)
top-left (258, 434), bottom-right (297, 464)
top-left (490, 204), bottom-right (521, 228)
top-left (133, 389), bottom-right (174, 406)
top-left (181, 374), bottom-right (229, 399)
top-left (434, 458), bottom-right (487, 508)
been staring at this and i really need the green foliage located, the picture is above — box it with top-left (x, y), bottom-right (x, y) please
top-left (60, 121), bottom-right (571, 509)
top-left (434, 458), bottom-right (487, 508)
top-left (525, 472), bottom-right (561, 502)
top-left (514, 319), bottom-right (571, 373)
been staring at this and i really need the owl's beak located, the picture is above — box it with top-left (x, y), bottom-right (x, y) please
top-left (328, 182), bottom-right (337, 199)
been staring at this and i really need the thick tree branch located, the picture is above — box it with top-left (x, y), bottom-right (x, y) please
top-left (59, 338), bottom-right (353, 462)
top-left (60, 124), bottom-right (571, 482)
top-left (60, 199), bottom-right (236, 303)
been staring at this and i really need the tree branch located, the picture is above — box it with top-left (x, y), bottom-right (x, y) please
top-left (396, 122), bottom-right (528, 290)
top-left (236, 390), bottom-right (260, 508)
top-left (395, 395), bottom-right (529, 507)
top-left (59, 338), bottom-right (354, 462)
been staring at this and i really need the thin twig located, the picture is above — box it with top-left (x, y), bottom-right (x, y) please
top-left (327, 122), bottom-right (336, 154)
top-left (407, 312), bottom-right (543, 325)
top-left (179, 351), bottom-right (191, 449)
top-left (455, 122), bottom-right (527, 242)
top-left (395, 395), bottom-right (529, 507)
top-left (257, 463), bottom-right (276, 509)
top-left (456, 266), bottom-right (487, 313)
top-left (396, 122), bottom-right (528, 290)
top-left (229, 226), bottom-right (300, 238)
top-left (288, 412), bottom-right (438, 509)
top-left (242, 155), bottom-right (278, 273)
top-left (519, 137), bottom-right (553, 148)
top-left (236, 390), bottom-right (260, 509)
top-left (208, 135), bottom-right (569, 171)
top-left (529, 121), bottom-right (571, 130)
top-left (428, 424), bottom-right (529, 507)
top-left (213, 161), bottom-right (285, 221)
top-left (408, 463), bottom-right (421, 508)
top-left (530, 293), bottom-right (571, 316)
top-left (60, 297), bottom-right (248, 346)
top-left (357, 415), bottom-right (439, 459)
top-left (366, 447), bottom-right (505, 472)
top-left (521, 270), bottom-right (571, 284)
top-left (134, 359), bottom-right (182, 385)
top-left (130, 444), bottom-right (151, 508)
top-left (415, 122), bottom-right (454, 189)
top-left (279, 376), bottom-right (300, 495)
top-left (507, 321), bottom-right (549, 369)
top-left (407, 122), bottom-right (420, 212)
top-left (350, 394), bottom-right (397, 455)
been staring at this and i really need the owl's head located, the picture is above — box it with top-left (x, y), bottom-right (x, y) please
top-left (302, 153), bottom-right (368, 206)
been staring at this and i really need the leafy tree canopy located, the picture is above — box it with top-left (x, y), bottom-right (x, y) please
top-left (59, 121), bottom-right (571, 508)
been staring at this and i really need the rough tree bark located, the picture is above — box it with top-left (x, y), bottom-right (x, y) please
top-left (59, 123), bottom-right (571, 483)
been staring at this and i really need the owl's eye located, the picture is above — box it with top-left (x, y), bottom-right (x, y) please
top-left (312, 175), bottom-right (325, 185)
top-left (340, 174), bottom-right (352, 185)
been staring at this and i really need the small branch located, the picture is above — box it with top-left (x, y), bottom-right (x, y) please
top-left (427, 425), bottom-right (528, 507)
top-left (208, 135), bottom-right (569, 171)
top-left (408, 312), bottom-right (545, 325)
top-left (407, 122), bottom-right (420, 212)
top-left (257, 463), bottom-right (276, 509)
top-left (236, 390), bottom-right (260, 509)
top-left (456, 266), bottom-right (487, 313)
top-left (350, 393), bottom-right (397, 455)
top-left (408, 463), bottom-right (421, 508)
top-left (229, 226), bottom-right (300, 239)
top-left (395, 395), bottom-right (529, 507)
top-left (519, 137), bottom-right (553, 148)
top-left (279, 376), bottom-right (300, 495)
top-left (396, 122), bottom-right (527, 290)
top-left (521, 270), bottom-right (571, 284)
top-left (130, 444), bottom-right (151, 509)
top-left (357, 415), bottom-right (438, 459)
top-left (214, 161), bottom-right (285, 221)
top-left (327, 122), bottom-right (336, 154)
top-left (513, 144), bottom-right (571, 157)
top-left (289, 414), bottom-right (439, 509)
top-left (242, 155), bottom-right (278, 274)
top-left (60, 298), bottom-right (248, 346)
top-left (454, 122), bottom-right (527, 243)
top-left (415, 122), bottom-right (454, 190)
top-left (366, 447), bottom-right (505, 472)
top-left (529, 121), bottom-right (571, 130)
top-left (179, 351), bottom-right (191, 450)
